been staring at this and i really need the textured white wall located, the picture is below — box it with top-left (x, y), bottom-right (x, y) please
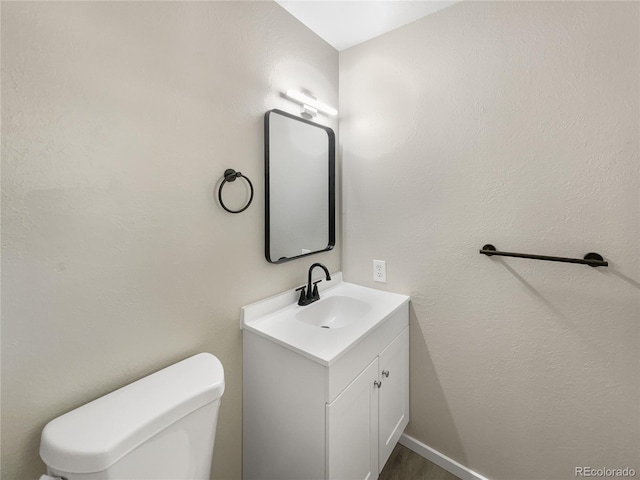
top-left (1, 2), bottom-right (338, 479)
top-left (340, 2), bottom-right (639, 479)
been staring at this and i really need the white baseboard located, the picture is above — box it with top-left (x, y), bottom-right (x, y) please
top-left (399, 433), bottom-right (490, 480)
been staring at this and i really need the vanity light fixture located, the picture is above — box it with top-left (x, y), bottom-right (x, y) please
top-left (284, 89), bottom-right (337, 118)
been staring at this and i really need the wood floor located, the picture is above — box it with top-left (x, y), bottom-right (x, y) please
top-left (379, 444), bottom-right (461, 480)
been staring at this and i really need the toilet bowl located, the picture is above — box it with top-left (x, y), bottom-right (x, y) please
top-left (40, 353), bottom-right (225, 480)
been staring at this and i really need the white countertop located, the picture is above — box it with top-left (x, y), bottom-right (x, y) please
top-left (241, 273), bottom-right (409, 366)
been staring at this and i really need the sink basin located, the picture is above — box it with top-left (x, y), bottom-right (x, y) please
top-left (241, 272), bottom-right (409, 365)
top-left (295, 296), bottom-right (371, 329)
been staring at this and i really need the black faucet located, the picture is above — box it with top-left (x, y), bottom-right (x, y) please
top-left (296, 263), bottom-right (332, 306)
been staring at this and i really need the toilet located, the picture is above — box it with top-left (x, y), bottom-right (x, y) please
top-left (39, 353), bottom-right (225, 480)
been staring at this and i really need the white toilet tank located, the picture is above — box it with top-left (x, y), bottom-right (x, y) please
top-left (40, 353), bottom-right (225, 480)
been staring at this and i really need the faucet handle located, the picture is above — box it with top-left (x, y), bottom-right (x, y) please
top-left (311, 280), bottom-right (322, 300)
top-left (295, 286), bottom-right (307, 305)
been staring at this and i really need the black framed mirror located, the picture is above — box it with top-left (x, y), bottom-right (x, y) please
top-left (264, 109), bottom-right (335, 263)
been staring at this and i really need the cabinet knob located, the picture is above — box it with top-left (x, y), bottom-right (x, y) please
top-left (373, 380), bottom-right (382, 388)
top-left (382, 370), bottom-right (390, 378)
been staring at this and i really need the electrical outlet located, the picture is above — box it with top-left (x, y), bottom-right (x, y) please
top-left (373, 260), bottom-right (386, 283)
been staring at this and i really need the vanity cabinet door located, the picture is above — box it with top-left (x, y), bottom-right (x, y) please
top-left (378, 327), bottom-right (410, 471)
top-left (326, 358), bottom-right (379, 480)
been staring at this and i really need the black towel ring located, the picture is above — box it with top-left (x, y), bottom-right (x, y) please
top-left (218, 169), bottom-right (254, 214)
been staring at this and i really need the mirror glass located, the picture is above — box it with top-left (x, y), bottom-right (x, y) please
top-left (265, 109), bottom-right (335, 263)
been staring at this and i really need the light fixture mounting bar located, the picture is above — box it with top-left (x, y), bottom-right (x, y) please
top-left (283, 90), bottom-right (337, 116)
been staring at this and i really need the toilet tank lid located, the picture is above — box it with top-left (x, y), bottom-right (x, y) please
top-left (40, 352), bottom-right (225, 474)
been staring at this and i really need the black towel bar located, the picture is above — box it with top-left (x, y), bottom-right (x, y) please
top-left (480, 244), bottom-right (608, 267)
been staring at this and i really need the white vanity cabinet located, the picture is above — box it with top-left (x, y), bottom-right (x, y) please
top-left (326, 328), bottom-right (409, 480)
top-left (242, 281), bottom-right (409, 480)
top-left (378, 326), bottom-right (410, 469)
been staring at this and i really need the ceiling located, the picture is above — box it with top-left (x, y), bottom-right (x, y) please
top-left (275, 1), bottom-right (459, 51)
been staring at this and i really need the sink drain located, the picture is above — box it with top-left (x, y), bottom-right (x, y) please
top-left (320, 325), bottom-right (331, 329)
